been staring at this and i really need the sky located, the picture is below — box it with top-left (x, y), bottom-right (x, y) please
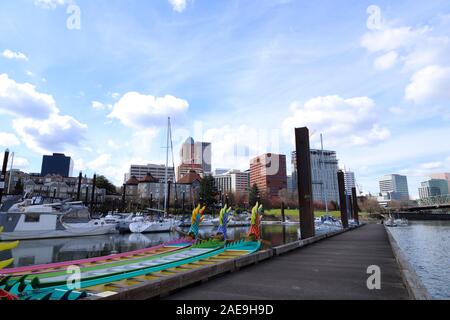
top-left (1, 0), bottom-right (450, 199)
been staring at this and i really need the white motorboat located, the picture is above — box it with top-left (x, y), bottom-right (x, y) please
top-left (129, 217), bottom-right (177, 234)
top-left (0, 199), bottom-right (117, 241)
top-left (393, 218), bottom-right (409, 226)
top-left (104, 212), bottom-right (136, 233)
top-left (202, 215), bottom-right (218, 227)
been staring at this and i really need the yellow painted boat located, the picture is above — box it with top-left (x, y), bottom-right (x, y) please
top-left (1, 226), bottom-right (18, 271)
top-left (0, 241), bottom-right (19, 252)
top-left (0, 258), bottom-right (14, 270)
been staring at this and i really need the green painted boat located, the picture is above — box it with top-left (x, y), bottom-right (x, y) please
top-left (7, 243), bottom-right (193, 281)
top-left (1, 240), bottom-right (260, 300)
top-left (16, 241), bottom-right (225, 287)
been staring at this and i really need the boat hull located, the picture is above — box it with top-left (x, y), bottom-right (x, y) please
top-left (129, 221), bottom-right (173, 233)
top-left (0, 225), bottom-right (117, 241)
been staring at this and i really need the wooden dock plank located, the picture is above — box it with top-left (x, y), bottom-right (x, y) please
top-left (165, 224), bottom-right (410, 300)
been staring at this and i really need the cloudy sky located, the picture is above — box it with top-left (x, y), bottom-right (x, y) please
top-left (1, 0), bottom-right (450, 198)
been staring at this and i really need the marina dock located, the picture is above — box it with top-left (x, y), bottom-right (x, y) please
top-left (82, 224), bottom-right (412, 300)
top-left (164, 224), bottom-right (410, 300)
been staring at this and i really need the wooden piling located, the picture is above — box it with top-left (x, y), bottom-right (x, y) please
top-left (0, 149), bottom-right (9, 203)
top-left (352, 187), bottom-right (359, 224)
top-left (295, 127), bottom-right (315, 239)
top-left (337, 170), bottom-right (349, 228)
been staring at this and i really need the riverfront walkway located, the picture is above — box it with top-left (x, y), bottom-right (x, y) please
top-left (165, 224), bottom-right (410, 300)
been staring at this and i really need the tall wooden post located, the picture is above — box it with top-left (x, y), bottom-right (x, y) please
top-left (182, 191), bottom-right (185, 215)
top-left (348, 195), bottom-right (354, 220)
top-left (295, 127), bottom-right (315, 239)
top-left (122, 184), bottom-right (127, 211)
top-left (77, 172), bottom-right (82, 201)
top-left (337, 170), bottom-right (349, 229)
top-left (0, 149), bottom-right (10, 203)
top-left (90, 174), bottom-right (97, 212)
top-left (352, 187), bottom-right (359, 225)
top-left (150, 193), bottom-right (153, 209)
top-left (85, 186), bottom-right (89, 206)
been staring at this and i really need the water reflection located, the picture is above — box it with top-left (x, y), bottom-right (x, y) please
top-left (388, 221), bottom-right (450, 300)
top-left (1, 224), bottom-right (341, 268)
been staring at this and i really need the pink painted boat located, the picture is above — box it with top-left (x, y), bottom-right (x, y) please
top-left (1, 238), bottom-right (193, 275)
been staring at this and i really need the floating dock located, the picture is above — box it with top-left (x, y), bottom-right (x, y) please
top-left (165, 224), bottom-right (411, 300)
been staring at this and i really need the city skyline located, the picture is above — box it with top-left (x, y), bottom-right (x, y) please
top-left (1, 1), bottom-right (450, 199)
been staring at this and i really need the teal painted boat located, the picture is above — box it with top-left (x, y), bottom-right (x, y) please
top-left (1, 240), bottom-right (260, 300)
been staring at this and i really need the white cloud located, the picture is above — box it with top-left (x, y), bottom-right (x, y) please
top-left (350, 124), bottom-right (391, 146)
top-left (405, 65), bottom-right (450, 104)
top-left (2, 49), bottom-right (28, 61)
top-left (108, 92), bottom-right (189, 129)
top-left (374, 51), bottom-right (398, 71)
top-left (13, 114), bottom-right (88, 154)
top-left (168, 0), bottom-right (187, 12)
top-left (0, 132), bottom-right (20, 147)
top-left (73, 158), bottom-right (86, 173)
top-left (0, 73), bottom-right (59, 119)
top-left (361, 26), bottom-right (430, 53)
top-left (0, 74), bottom-right (88, 155)
top-left (13, 157), bottom-right (30, 170)
top-left (107, 139), bottom-right (121, 150)
top-left (203, 125), bottom-right (281, 171)
top-left (110, 92), bottom-right (120, 100)
top-left (420, 161), bottom-right (443, 170)
top-left (87, 154), bottom-right (112, 171)
top-left (34, 0), bottom-right (67, 9)
top-left (282, 95), bottom-right (390, 148)
top-left (91, 101), bottom-right (112, 110)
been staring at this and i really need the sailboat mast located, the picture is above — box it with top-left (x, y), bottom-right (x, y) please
top-left (164, 117), bottom-right (170, 217)
top-left (321, 134), bottom-right (329, 214)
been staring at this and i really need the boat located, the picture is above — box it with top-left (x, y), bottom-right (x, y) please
top-left (0, 200), bottom-right (117, 241)
top-left (384, 215), bottom-right (408, 227)
top-left (202, 215), bottom-right (217, 227)
top-left (0, 203), bottom-right (262, 300)
top-left (129, 216), bottom-right (176, 233)
top-left (394, 219), bottom-right (408, 226)
top-left (103, 212), bottom-right (136, 233)
top-left (0, 225), bottom-right (18, 300)
top-left (1, 239), bottom-right (260, 300)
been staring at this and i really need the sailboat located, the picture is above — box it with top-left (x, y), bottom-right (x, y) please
top-left (129, 117), bottom-right (179, 234)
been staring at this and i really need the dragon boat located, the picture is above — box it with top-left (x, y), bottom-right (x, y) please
top-left (0, 203), bottom-right (263, 300)
top-left (0, 225), bottom-right (19, 300)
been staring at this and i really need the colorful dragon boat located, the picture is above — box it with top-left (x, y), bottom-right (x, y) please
top-left (0, 226), bottom-right (19, 300)
top-left (0, 204), bottom-right (262, 300)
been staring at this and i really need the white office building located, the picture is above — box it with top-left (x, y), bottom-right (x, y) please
top-left (291, 150), bottom-right (340, 204)
top-left (379, 174), bottom-right (409, 201)
top-left (213, 169), bottom-right (250, 195)
top-left (125, 164), bottom-right (175, 184)
top-left (180, 137), bottom-right (212, 174)
top-left (344, 171), bottom-right (356, 195)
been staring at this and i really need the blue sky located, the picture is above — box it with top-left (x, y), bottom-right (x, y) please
top-left (1, 0), bottom-right (450, 198)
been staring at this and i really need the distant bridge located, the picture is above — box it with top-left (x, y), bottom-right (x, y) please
top-left (416, 195), bottom-right (450, 208)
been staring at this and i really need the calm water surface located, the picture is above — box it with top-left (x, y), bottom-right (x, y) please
top-left (1, 224), bottom-right (338, 268)
top-left (388, 221), bottom-right (450, 300)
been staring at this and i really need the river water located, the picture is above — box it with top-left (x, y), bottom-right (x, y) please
top-left (387, 221), bottom-right (450, 300)
top-left (1, 224), bottom-right (339, 269)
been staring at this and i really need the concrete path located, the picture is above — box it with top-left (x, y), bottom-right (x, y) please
top-left (165, 224), bottom-right (409, 300)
